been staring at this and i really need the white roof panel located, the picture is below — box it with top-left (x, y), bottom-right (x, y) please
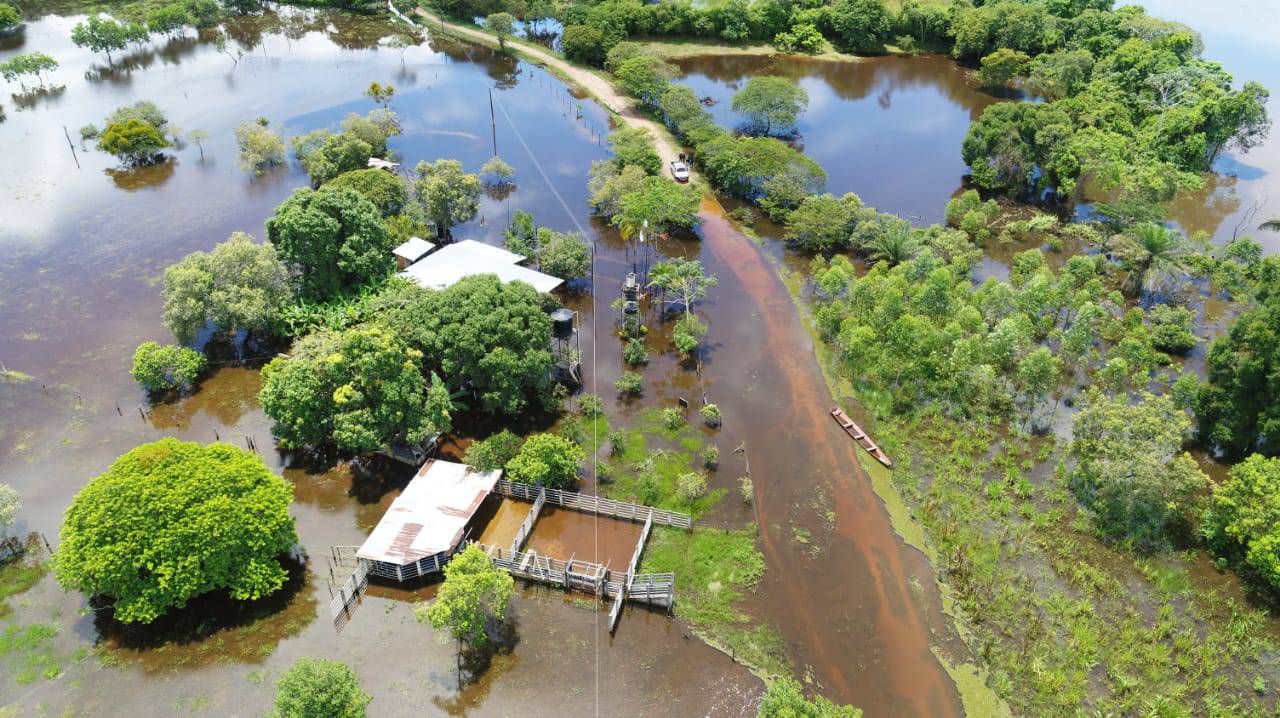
top-left (393, 237), bottom-right (436, 263)
top-left (397, 239), bottom-right (564, 293)
top-left (356, 460), bottom-right (501, 565)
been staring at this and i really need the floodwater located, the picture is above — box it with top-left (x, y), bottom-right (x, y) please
top-left (522, 505), bottom-right (642, 569)
top-left (672, 53), bottom-right (1003, 225)
top-left (0, 8), bottom-right (766, 716)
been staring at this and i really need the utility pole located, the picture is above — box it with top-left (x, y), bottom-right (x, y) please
top-left (488, 87), bottom-right (497, 157)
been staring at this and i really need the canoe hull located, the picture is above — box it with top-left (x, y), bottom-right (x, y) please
top-left (829, 407), bottom-right (893, 468)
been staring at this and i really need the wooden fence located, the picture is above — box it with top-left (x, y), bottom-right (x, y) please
top-left (511, 487), bottom-right (546, 554)
top-left (492, 480), bottom-right (692, 529)
top-left (328, 556), bottom-right (369, 633)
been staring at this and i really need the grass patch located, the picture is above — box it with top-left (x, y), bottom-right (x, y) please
top-left (0, 544), bottom-right (48, 619)
top-left (641, 525), bottom-right (786, 677)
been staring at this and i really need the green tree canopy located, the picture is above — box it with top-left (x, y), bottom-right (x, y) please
top-left (615, 175), bottom-right (702, 237)
top-left (607, 126), bottom-right (662, 175)
top-left (235, 121), bottom-right (286, 177)
top-left (731, 75), bottom-right (809, 136)
top-left (486, 12), bottom-right (515, 50)
top-left (978, 48), bottom-right (1031, 88)
top-left (464, 429), bottom-right (523, 472)
top-left (259, 326), bottom-right (451, 452)
top-left (649, 258), bottom-right (717, 318)
top-left (71, 15), bottom-right (133, 62)
top-left (1205, 454), bottom-right (1280, 591)
top-left (265, 184), bottom-right (395, 300)
top-left (130, 342), bottom-right (206, 393)
top-left (0, 3), bottom-right (21, 33)
top-left (536, 228), bottom-right (591, 280)
top-left (54, 439), bottom-right (297, 623)
top-left (615, 54), bottom-right (676, 108)
top-left (362, 275), bottom-right (553, 415)
top-left (162, 232), bottom-right (292, 344)
top-left (414, 159), bottom-right (481, 238)
top-left (417, 543), bottom-right (514, 647)
top-left (326, 168), bottom-right (407, 217)
top-left (98, 119), bottom-right (169, 165)
top-left (1070, 391), bottom-right (1208, 551)
top-left (270, 658), bottom-right (371, 718)
top-left (505, 433), bottom-right (584, 488)
top-left (300, 132), bottom-right (373, 187)
top-left (785, 192), bottom-right (863, 253)
top-left (827, 0), bottom-right (892, 53)
top-left (562, 24), bottom-right (608, 66)
top-left (1197, 271), bottom-right (1280, 457)
top-left (0, 52), bottom-right (59, 89)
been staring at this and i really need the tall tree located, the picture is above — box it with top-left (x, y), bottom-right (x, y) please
top-left (731, 76), bottom-right (808, 136)
top-left (71, 15), bottom-right (132, 63)
top-left (162, 232), bottom-right (292, 343)
top-left (414, 159), bottom-right (481, 239)
top-left (1113, 222), bottom-right (1192, 297)
top-left (259, 326), bottom-right (451, 452)
top-left (417, 544), bottom-right (514, 648)
top-left (53, 439), bottom-right (297, 623)
top-left (363, 276), bottom-right (553, 415)
top-left (486, 12), bottom-right (515, 51)
top-left (265, 185), bottom-right (395, 300)
top-left (1070, 391), bottom-right (1208, 551)
top-left (649, 258), bottom-right (717, 318)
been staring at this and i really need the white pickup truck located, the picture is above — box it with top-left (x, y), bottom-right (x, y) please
top-left (669, 160), bottom-right (690, 183)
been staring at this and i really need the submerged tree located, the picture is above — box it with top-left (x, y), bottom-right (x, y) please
top-left (71, 15), bottom-right (134, 63)
top-left (54, 439), bottom-right (297, 623)
top-left (758, 677), bottom-right (862, 717)
top-left (271, 658), bottom-right (371, 718)
top-left (731, 76), bottom-right (808, 137)
top-left (1112, 222), bottom-right (1193, 297)
top-left (235, 121), bottom-right (286, 177)
top-left (649, 258), bottom-right (717, 318)
top-left (162, 232), bottom-right (292, 344)
top-left (414, 159), bottom-right (481, 239)
top-left (130, 342), bottom-right (206, 393)
top-left (417, 544), bottom-right (514, 648)
top-left (505, 433), bottom-right (584, 488)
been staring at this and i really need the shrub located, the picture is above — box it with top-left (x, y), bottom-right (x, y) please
top-left (700, 403), bottom-right (722, 428)
top-left (130, 342), bottom-right (205, 393)
top-left (506, 433), bottom-right (584, 488)
top-left (1149, 304), bottom-right (1198, 355)
top-left (615, 371), bottom-right (643, 396)
top-left (774, 23), bottom-right (824, 54)
top-left (464, 430), bottom-right (523, 472)
top-left (623, 338), bottom-right (650, 366)
top-left (738, 476), bottom-right (754, 503)
top-left (79, 124), bottom-right (99, 140)
top-left (562, 24), bottom-right (608, 66)
top-left (607, 429), bottom-right (626, 456)
top-left (701, 444), bottom-right (719, 469)
top-left (661, 407), bottom-right (685, 430)
top-left (578, 393), bottom-right (604, 418)
top-left (675, 472), bottom-right (707, 503)
top-left (271, 658), bottom-right (371, 718)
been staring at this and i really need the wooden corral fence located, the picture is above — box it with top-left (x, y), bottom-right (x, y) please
top-left (473, 541), bottom-right (674, 610)
top-left (511, 487), bottom-right (546, 554)
top-left (492, 480), bottom-right (692, 529)
top-left (328, 553), bottom-right (369, 634)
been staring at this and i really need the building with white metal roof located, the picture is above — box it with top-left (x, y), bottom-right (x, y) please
top-left (398, 239), bottom-right (563, 294)
top-left (392, 237), bottom-right (436, 269)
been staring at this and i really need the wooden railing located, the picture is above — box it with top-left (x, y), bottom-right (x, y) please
top-left (493, 480), bottom-right (692, 529)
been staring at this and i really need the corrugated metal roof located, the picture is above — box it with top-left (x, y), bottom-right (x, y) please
top-left (393, 237), bottom-right (436, 263)
top-left (356, 460), bottom-right (501, 565)
top-left (398, 239), bottom-right (564, 294)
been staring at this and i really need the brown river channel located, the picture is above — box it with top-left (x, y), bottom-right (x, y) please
top-left (2, 2), bottom-right (1277, 716)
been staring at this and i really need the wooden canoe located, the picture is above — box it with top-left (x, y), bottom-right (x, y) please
top-left (830, 407), bottom-right (893, 468)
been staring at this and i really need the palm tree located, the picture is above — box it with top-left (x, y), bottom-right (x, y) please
top-left (1124, 222), bottom-right (1191, 297)
top-left (865, 221), bottom-right (922, 266)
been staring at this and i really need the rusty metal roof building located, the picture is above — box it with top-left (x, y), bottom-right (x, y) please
top-left (356, 460), bottom-right (502, 566)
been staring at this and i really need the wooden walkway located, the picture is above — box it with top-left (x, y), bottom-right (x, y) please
top-left (493, 479), bottom-right (692, 529)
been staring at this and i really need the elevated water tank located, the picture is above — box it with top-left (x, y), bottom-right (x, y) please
top-left (551, 308), bottom-right (576, 339)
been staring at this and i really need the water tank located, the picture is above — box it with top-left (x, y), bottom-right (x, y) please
top-left (551, 308), bottom-right (576, 339)
top-left (623, 272), bottom-right (639, 300)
